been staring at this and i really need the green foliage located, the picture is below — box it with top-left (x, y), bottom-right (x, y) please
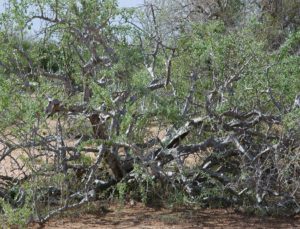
top-left (116, 182), bottom-right (127, 204)
top-left (0, 0), bottom-right (299, 223)
top-left (0, 187), bottom-right (33, 228)
top-left (0, 199), bottom-right (32, 228)
top-left (283, 109), bottom-right (300, 133)
top-left (166, 189), bottom-right (190, 208)
top-left (132, 164), bottom-right (153, 204)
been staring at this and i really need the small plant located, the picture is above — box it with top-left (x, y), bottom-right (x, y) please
top-left (0, 193), bottom-right (33, 228)
top-left (131, 164), bottom-right (156, 205)
top-left (116, 182), bottom-right (127, 204)
top-left (166, 188), bottom-right (189, 208)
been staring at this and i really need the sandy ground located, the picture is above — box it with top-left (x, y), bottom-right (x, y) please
top-left (27, 203), bottom-right (300, 229)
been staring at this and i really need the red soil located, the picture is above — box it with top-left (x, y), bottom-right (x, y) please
top-left (28, 203), bottom-right (300, 229)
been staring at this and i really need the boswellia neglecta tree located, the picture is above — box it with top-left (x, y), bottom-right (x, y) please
top-left (0, 0), bottom-right (299, 226)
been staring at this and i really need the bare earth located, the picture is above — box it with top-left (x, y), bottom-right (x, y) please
top-left (28, 203), bottom-right (300, 229)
